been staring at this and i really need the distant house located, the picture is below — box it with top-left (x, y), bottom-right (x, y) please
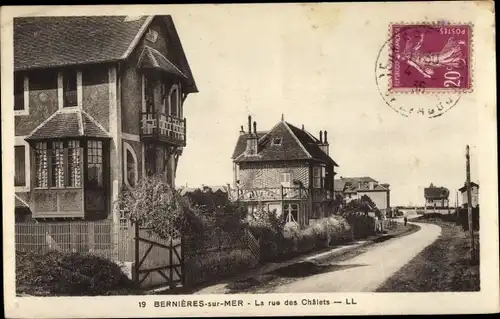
top-left (424, 183), bottom-right (450, 209)
top-left (458, 182), bottom-right (479, 208)
top-left (229, 115), bottom-right (339, 227)
top-left (334, 177), bottom-right (391, 210)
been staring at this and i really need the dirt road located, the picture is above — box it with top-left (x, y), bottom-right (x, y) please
top-left (269, 221), bottom-right (441, 293)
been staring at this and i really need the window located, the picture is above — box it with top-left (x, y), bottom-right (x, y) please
top-left (68, 141), bottom-right (82, 187)
top-left (35, 142), bottom-right (48, 188)
top-left (124, 143), bottom-right (138, 187)
top-left (63, 70), bottom-right (78, 107)
top-left (169, 85), bottom-right (179, 117)
top-left (284, 204), bottom-right (299, 223)
top-left (14, 74), bottom-right (25, 111)
top-left (34, 140), bottom-right (84, 189)
top-left (87, 140), bottom-right (103, 188)
top-left (160, 82), bottom-right (167, 114)
top-left (51, 141), bottom-right (65, 187)
top-left (14, 146), bottom-right (26, 186)
top-left (280, 172), bottom-right (291, 187)
top-left (313, 166), bottom-right (326, 189)
top-left (271, 137), bottom-right (282, 146)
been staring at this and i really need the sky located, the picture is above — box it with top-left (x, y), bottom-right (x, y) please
top-left (165, 4), bottom-right (480, 206)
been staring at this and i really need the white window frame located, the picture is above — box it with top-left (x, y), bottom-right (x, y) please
top-left (14, 75), bottom-right (30, 116)
top-left (123, 142), bottom-right (138, 187)
top-left (14, 136), bottom-right (30, 192)
top-left (58, 70), bottom-right (83, 109)
top-left (168, 83), bottom-right (180, 118)
top-left (280, 172), bottom-right (291, 187)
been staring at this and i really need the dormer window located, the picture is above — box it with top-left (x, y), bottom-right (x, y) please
top-left (271, 137), bottom-right (282, 146)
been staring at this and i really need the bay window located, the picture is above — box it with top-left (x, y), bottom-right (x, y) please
top-left (313, 165), bottom-right (326, 189)
top-left (33, 139), bottom-right (105, 189)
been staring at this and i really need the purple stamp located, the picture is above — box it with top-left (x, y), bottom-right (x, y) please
top-left (390, 24), bottom-right (472, 92)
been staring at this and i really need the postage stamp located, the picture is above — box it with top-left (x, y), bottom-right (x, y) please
top-left (375, 22), bottom-right (474, 118)
top-left (389, 23), bottom-right (473, 92)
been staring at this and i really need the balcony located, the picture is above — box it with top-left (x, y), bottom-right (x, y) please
top-left (140, 112), bottom-right (186, 146)
top-left (229, 187), bottom-right (333, 202)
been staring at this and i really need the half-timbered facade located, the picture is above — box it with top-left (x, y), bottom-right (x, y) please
top-left (13, 15), bottom-right (198, 222)
top-left (229, 115), bottom-right (339, 227)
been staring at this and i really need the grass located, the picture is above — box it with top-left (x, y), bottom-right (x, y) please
top-left (376, 215), bottom-right (480, 292)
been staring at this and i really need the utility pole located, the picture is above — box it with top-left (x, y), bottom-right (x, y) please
top-left (466, 145), bottom-right (476, 263)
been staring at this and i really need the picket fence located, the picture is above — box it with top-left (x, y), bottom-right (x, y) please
top-left (15, 220), bottom-right (133, 261)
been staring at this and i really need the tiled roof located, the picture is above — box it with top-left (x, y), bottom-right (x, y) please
top-left (15, 194), bottom-right (29, 208)
top-left (138, 46), bottom-right (188, 79)
top-left (336, 177), bottom-right (389, 192)
top-left (26, 109), bottom-right (111, 140)
top-left (232, 120), bottom-right (338, 166)
top-left (424, 186), bottom-right (450, 199)
top-left (287, 122), bottom-right (338, 167)
top-left (458, 182), bottom-right (479, 193)
top-left (14, 15), bottom-right (198, 93)
top-left (231, 132), bottom-right (267, 159)
top-left (14, 16), bottom-right (149, 70)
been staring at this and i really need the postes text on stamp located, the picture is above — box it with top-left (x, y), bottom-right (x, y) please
top-left (390, 23), bottom-right (472, 92)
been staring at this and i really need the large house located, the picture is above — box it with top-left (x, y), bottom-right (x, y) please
top-left (459, 182), bottom-right (479, 208)
top-left (334, 177), bottom-right (391, 210)
top-left (13, 15), bottom-right (198, 222)
top-left (424, 183), bottom-right (450, 209)
top-left (229, 115), bottom-right (338, 227)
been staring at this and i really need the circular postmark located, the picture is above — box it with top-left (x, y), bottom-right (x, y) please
top-left (375, 23), bottom-right (472, 118)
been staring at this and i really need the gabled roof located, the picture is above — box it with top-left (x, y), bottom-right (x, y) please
top-left (25, 108), bottom-right (111, 141)
top-left (14, 15), bottom-right (198, 93)
top-left (138, 45), bottom-right (188, 80)
top-left (232, 120), bottom-right (338, 166)
top-left (341, 177), bottom-right (379, 184)
top-left (334, 179), bottom-right (347, 192)
top-left (458, 182), bottom-right (479, 193)
top-left (424, 185), bottom-right (450, 199)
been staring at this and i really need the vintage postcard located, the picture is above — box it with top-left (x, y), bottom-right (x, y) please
top-left (2, 2), bottom-right (498, 318)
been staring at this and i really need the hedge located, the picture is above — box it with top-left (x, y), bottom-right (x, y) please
top-left (16, 250), bottom-right (137, 296)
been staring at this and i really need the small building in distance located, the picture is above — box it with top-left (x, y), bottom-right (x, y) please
top-left (458, 182), bottom-right (479, 208)
top-left (424, 183), bottom-right (450, 209)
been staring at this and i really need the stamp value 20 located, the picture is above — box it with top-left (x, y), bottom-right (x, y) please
top-left (390, 24), bottom-right (472, 92)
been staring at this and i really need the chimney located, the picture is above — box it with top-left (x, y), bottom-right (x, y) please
top-left (302, 124), bottom-right (304, 130)
top-left (245, 116), bottom-right (258, 156)
top-left (239, 125), bottom-right (245, 135)
top-left (319, 130), bottom-right (329, 155)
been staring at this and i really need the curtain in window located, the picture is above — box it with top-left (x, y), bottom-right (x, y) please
top-left (51, 141), bottom-right (65, 187)
top-left (68, 140), bottom-right (81, 187)
top-left (35, 142), bottom-right (48, 188)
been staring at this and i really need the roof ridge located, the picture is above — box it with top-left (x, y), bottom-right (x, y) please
top-left (121, 16), bottom-right (155, 60)
top-left (25, 109), bottom-right (61, 140)
top-left (282, 121), bottom-right (312, 159)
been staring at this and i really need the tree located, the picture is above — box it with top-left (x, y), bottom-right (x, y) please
top-left (114, 174), bottom-right (195, 239)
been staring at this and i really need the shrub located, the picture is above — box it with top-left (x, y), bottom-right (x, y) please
top-left (16, 250), bottom-right (136, 296)
top-left (184, 248), bottom-right (256, 286)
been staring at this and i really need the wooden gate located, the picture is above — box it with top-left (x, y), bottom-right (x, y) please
top-left (133, 223), bottom-right (183, 289)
